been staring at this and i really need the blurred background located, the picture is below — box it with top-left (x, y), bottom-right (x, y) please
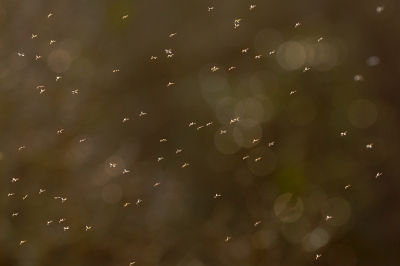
top-left (1, 0), bottom-right (400, 265)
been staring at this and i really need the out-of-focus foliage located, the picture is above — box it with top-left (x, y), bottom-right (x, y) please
top-left (1, 0), bottom-right (400, 265)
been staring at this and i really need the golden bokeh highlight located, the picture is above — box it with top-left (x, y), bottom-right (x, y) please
top-left (274, 193), bottom-right (304, 222)
top-left (302, 228), bottom-right (330, 251)
top-left (215, 96), bottom-right (238, 125)
top-left (234, 98), bottom-right (264, 123)
top-left (277, 41), bottom-right (307, 70)
top-left (276, 37), bottom-right (347, 72)
top-left (214, 126), bottom-right (241, 154)
top-left (233, 119), bottom-right (262, 148)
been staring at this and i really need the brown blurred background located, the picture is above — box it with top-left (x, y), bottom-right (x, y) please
top-left (1, 0), bottom-right (400, 265)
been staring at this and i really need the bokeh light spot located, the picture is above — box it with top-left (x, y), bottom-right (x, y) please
top-left (274, 193), bottom-right (304, 222)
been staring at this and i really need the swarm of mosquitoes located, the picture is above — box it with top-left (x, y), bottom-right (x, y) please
top-left (7, 3), bottom-right (386, 265)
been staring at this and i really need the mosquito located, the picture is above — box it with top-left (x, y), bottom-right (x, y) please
top-left (268, 141), bottom-right (275, 147)
top-left (211, 66), bottom-right (219, 72)
top-left (123, 169), bottom-right (130, 174)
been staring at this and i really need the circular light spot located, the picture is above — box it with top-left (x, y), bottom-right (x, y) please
top-left (233, 119), bottom-right (262, 148)
top-left (353, 75), bottom-right (364, 81)
top-left (328, 244), bottom-right (357, 266)
top-left (47, 49), bottom-right (72, 73)
top-left (215, 96), bottom-right (238, 125)
top-left (348, 99), bottom-right (377, 128)
top-left (302, 228), bottom-right (330, 251)
top-left (277, 41), bottom-right (307, 70)
top-left (312, 42), bottom-right (338, 71)
top-left (234, 98), bottom-right (264, 123)
top-left (322, 197), bottom-right (352, 226)
top-left (102, 183), bottom-right (122, 204)
top-left (214, 126), bottom-right (241, 154)
top-left (287, 97), bottom-right (317, 126)
top-left (366, 56), bottom-right (380, 66)
top-left (274, 193), bottom-right (304, 222)
top-left (247, 147), bottom-right (276, 176)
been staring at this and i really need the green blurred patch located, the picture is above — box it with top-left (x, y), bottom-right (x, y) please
top-left (276, 166), bottom-right (306, 194)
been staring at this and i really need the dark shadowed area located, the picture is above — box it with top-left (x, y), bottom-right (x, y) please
top-left (1, 0), bottom-right (400, 265)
